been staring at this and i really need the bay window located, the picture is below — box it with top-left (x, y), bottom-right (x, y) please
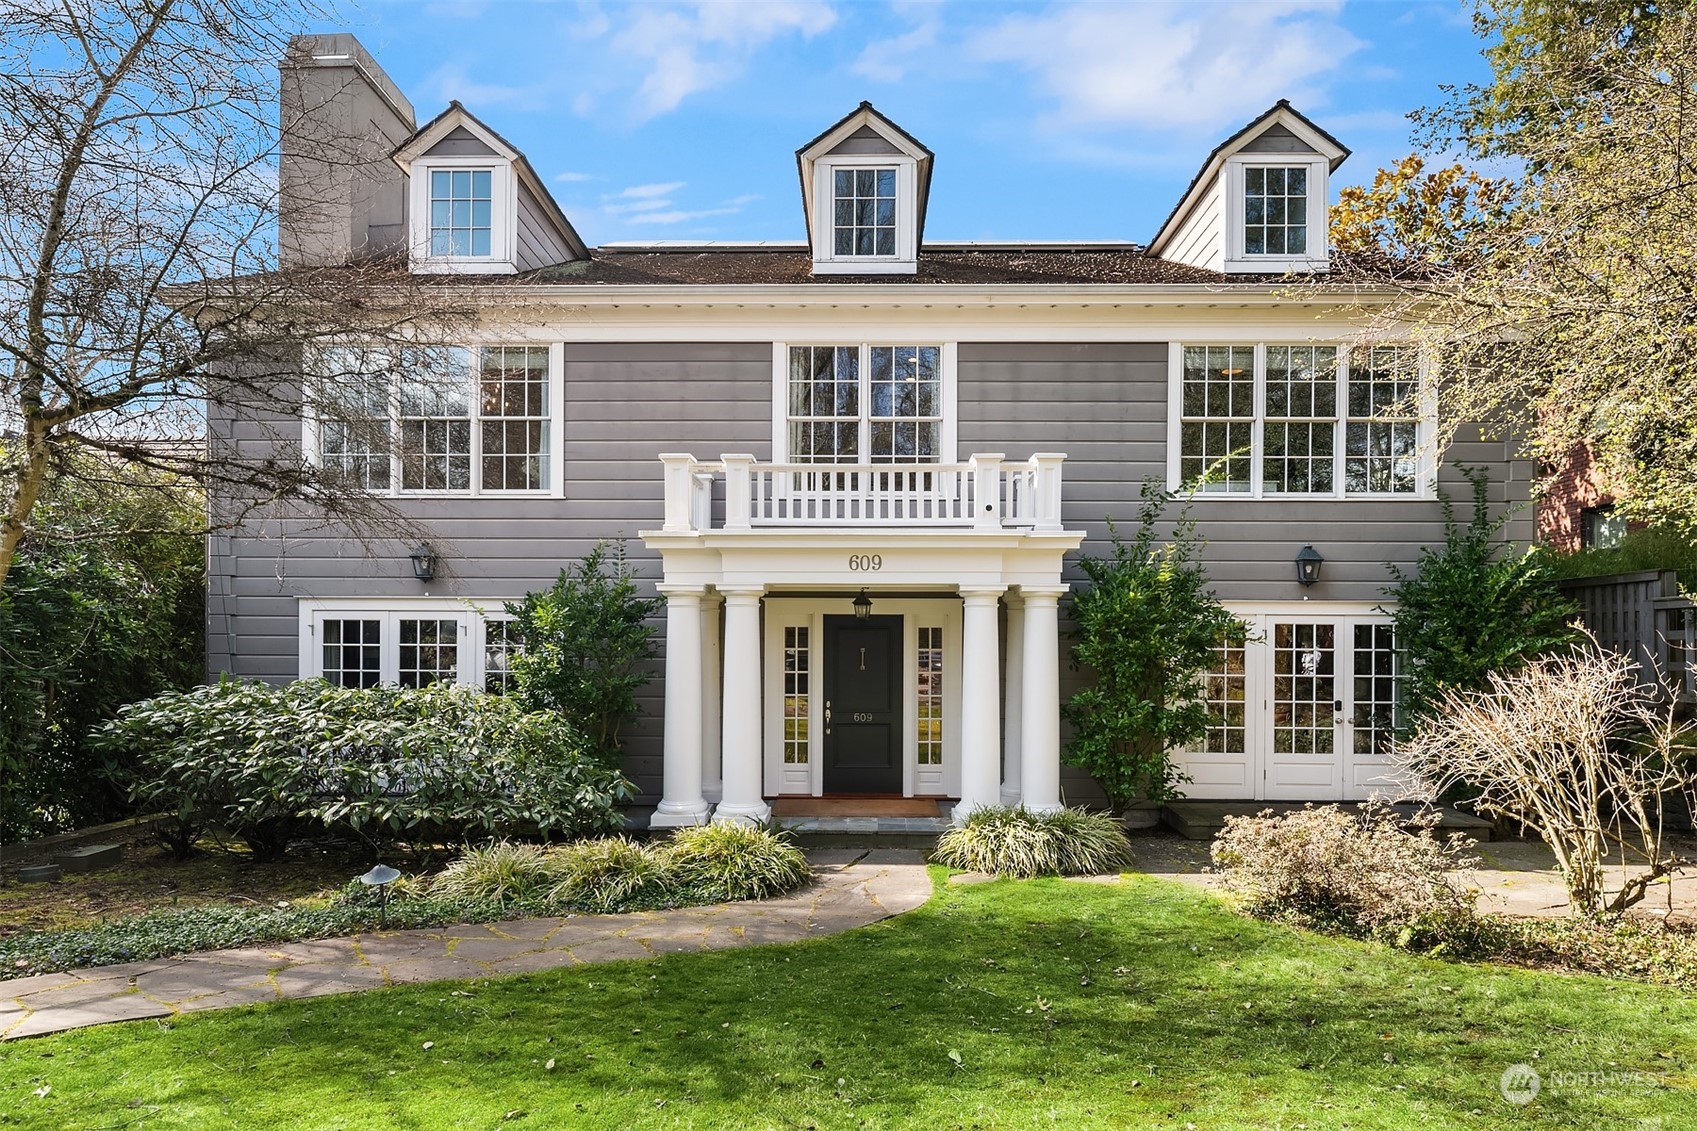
top-left (1172, 343), bottom-right (1427, 498)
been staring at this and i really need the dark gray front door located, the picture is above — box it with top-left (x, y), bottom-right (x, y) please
top-left (823, 614), bottom-right (902, 794)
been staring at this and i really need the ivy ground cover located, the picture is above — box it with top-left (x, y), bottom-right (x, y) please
top-left (2, 874), bottom-right (1690, 1129)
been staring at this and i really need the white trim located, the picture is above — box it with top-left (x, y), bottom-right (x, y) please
top-left (301, 341), bottom-right (564, 499)
top-left (297, 596), bottom-right (514, 689)
top-left (1222, 156), bottom-right (1331, 275)
top-left (809, 157), bottom-right (919, 274)
top-left (408, 156), bottom-right (517, 275)
top-left (772, 341), bottom-right (957, 464)
top-left (1168, 340), bottom-right (1435, 502)
top-left (761, 595), bottom-right (961, 799)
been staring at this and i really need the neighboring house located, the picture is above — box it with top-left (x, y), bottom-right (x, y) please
top-left (207, 34), bottom-right (1530, 821)
top-left (1537, 440), bottom-right (1629, 554)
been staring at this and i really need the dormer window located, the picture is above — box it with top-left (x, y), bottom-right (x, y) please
top-left (430, 169), bottom-right (493, 257)
top-left (834, 168), bottom-right (897, 257)
top-left (1244, 166), bottom-right (1307, 256)
top-left (392, 101), bottom-right (588, 276)
top-left (797, 102), bottom-right (933, 276)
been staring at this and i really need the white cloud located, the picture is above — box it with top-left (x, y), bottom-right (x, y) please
top-left (970, 1), bottom-right (1361, 132)
top-left (617, 181), bottom-right (687, 199)
top-left (425, 64), bottom-right (544, 110)
top-left (851, 17), bottom-right (940, 83)
top-left (606, 2), bottom-right (839, 118)
top-left (553, 171), bottom-right (595, 183)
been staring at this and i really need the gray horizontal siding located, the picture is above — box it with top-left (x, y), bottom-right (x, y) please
top-left (209, 341), bottom-right (772, 801)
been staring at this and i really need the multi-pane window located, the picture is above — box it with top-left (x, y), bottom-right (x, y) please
top-left (1345, 346), bottom-right (1420, 494)
top-left (1272, 622), bottom-right (1336, 755)
top-left (1244, 166), bottom-right (1308, 256)
top-left (315, 349), bottom-right (392, 491)
top-left (1200, 637), bottom-right (1247, 756)
top-left (1179, 346), bottom-right (1254, 491)
top-left (916, 626), bottom-right (943, 765)
top-left (833, 168), bottom-right (897, 257)
top-left (484, 619), bottom-right (520, 694)
top-left (322, 619), bottom-right (381, 688)
top-left (400, 348), bottom-right (473, 492)
top-left (1264, 346), bottom-right (1337, 493)
top-left (398, 619), bottom-right (459, 688)
top-left (1176, 344), bottom-right (1424, 498)
top-left (783, 626), bottom-right (810, 764)
top-left (429, 169), bottom-right (493, 257)
top-left (314, 345), bottom-right (555, 495)
top-left (479, 347), bottom-right (550, 491)
top-left (1352, 624), bottom-right (1399, 757)
top-left (787, 344), bottom-right (942, 463)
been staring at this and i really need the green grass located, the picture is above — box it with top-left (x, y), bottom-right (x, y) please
top-left (2, 873), bottom-right (1691, 1129)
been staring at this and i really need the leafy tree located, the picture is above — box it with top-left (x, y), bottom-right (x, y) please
top-left (1384, 468), bottom-right (1580, 728)
top-left (506, 543), bottom-right (660, 766)
top-left (0, 1), bottom-right (472, 593)
top-left (0, 453), bottom-right (203, 840)
top-left (1063, 482), bottom-right (1243, 812)
top-left (1332, 1), bottom-right (1697, 540)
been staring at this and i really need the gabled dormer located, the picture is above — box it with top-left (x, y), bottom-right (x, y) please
top-left (392, 101), bottom-right (588, 275)
top-left (796, 102), bottom-right (934, 276)
top-left (1148, 101), bottom-right (1349, 276)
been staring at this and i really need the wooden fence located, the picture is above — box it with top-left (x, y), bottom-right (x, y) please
top-left (1558, 569), bottom-right (1695, 706)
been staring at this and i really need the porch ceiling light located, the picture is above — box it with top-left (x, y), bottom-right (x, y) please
top-left (853, 588), bottom-right (873, 620)
top-left (409, 543), bottom-right (436, 582)
top-left (1295, 544), bottom-right (1324, 587)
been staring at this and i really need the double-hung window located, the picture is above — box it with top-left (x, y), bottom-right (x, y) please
top-left (833, 168), bottom-right (897, 258)
top-left (429, 169), bottom-right (493, 258)
top-left (1173, 343), bottom-right (1426, 498)
top-left (784, 344), bottom-right (945, 463)
top-left (310, 344), bottom-right (558, 495)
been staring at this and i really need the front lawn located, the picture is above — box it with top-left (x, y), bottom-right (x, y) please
top-left (2, 873), bottom-right (1690, 1129)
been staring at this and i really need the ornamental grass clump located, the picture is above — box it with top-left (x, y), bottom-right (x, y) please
top-left (430, 841), bottom-right (556, 906)
top-left (1210, 803), bottom-right (1482, 952)
top-left (548, 838), bottom-right (674, 912)
top-left (662, 823), bottom-right (813, 902)
top-left (932, 806), bottom-right (1132, 879)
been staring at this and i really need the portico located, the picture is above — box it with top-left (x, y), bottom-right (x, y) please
top-left (641, 453), bottom-right (1084, 826)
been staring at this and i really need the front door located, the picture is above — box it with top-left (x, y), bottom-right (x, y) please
top-left (823, 614), bottom-right (902, 794)
top-left (1262, 621), bottom-right (1342, 799)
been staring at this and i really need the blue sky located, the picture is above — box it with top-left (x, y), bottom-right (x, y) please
top-left (329, 1), bottom-right (1492, 246)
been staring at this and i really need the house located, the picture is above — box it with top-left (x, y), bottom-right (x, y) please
top-left (207, 33), bottom-right (1531, 823)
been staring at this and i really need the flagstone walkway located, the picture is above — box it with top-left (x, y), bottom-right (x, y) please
top-left (0, 848), bottom-right (930, 1042)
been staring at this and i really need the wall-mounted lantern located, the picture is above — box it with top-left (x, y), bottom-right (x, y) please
top-left (1295, 544), bottom-right (1325, 587)
top-left (852, 588), bottom-right (873, 620)
top-left (409, 544), bottom-right (436, 582)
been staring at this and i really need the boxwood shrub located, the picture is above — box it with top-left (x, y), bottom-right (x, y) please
top-left (93, 678), bottom-right (632, 857)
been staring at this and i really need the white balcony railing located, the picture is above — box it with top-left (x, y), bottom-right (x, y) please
top-left (659, 453), bottom-right (1066, 533)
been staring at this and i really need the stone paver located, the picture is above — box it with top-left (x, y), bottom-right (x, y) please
top-left (0, 849), bottom-right (930, 1040)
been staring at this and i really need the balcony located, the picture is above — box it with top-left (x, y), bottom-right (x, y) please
top-left (659, 452), bottom-right (1066, 534)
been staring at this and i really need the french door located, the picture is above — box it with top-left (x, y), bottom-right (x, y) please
top-left (1183, 610), bottom-right (1399, 801)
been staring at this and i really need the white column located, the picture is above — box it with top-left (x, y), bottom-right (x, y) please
top-left (651, 585), bottom-right (710, 828)
top-left (714, 588), bottom-right (771, 824)
top-left (700, 593), bottom-right (723, 804)
top-left (954, 586), bottom-right (1006, 822)
top-left (1000, 593), bottom-right (1025, 806)
top-left (1020, 586), bottom-right (1066, 814)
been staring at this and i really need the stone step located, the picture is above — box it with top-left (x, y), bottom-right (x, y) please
top-left (1161, 801), bottom-right (1494, 842)
top-left (53, 844), bottom-right (123, 873)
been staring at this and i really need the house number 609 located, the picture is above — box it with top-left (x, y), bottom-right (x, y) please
top-left (848, 554), bottom-right (883, 571)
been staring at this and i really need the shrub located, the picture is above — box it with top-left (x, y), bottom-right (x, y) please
top-left (548, 838), bottom-right (674, 912)
top-left (1063, 480), bottom-right (1243, 810)
top-left (506, 542), bottom-right (660, 765)
top-left (431, 842), bottom-right (556, 906)
top-left (932, 806), bottom-right (1133, 879)
top-left (1385, 467), bottom-right (1579, 729)
top-left (94, 679), bottom-right (631, 857)
top-left (663, 823), bottom-right (813, 902)
top-left (1210, 803), bottom-right (1481, 951)
top-left (1399, 639), bottom-right (1697, 917)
